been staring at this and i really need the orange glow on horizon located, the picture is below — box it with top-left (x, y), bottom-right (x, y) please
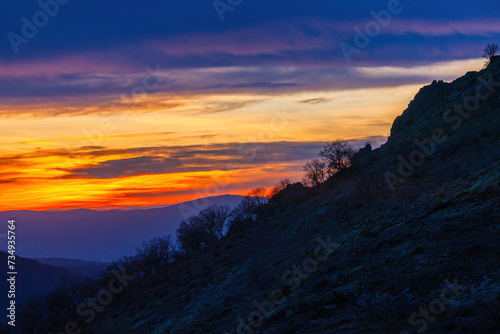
top-left (0, 58), bottom-right (485, 211)
top-left (2, 165), bottom-right (305, 211)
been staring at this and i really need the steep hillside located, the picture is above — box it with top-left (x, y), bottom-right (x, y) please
top-left (77, 61), bottom-right (500, 334)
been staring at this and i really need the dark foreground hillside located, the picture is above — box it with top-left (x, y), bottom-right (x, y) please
top-left (0, 252), bottom-right (75, 324)
top-left (82, 60), bottom-right (499, 333)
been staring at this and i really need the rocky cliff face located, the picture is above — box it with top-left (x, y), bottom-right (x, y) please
top-left (387, 56), bottom-right (500, 151)
top-left (74, 62), bottom-right (500, 334)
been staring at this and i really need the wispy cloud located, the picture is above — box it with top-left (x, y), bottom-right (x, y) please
top-left (1, 139), bottom-right (387, 182)
top-left (0, 57), bottom-right (485, 118)
top-left (299, 98), bottom-right (331, 104)
top-left (385, 19), bottom-right (500, 37)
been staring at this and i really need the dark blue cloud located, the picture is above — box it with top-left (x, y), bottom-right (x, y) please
top-left (1, 0), bottom-right (499, 107)
top-left (1, 0), bottom-right (498, 60)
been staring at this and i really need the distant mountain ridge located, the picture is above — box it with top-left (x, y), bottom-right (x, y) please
top-left (33, 257), bottom-right (109, 277)
top-left (0, 194), bottom-right (243, 262)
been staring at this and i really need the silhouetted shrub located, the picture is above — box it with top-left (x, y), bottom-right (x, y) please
top-left (302, 158), bottom-right (327, 187)
top-left (177, 205), bottom-right (231, 255)
top-left (319, 139), bottom-right (355, 175)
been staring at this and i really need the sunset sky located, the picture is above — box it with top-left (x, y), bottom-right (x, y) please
top-left (0, 0), bottom-right (498, 210)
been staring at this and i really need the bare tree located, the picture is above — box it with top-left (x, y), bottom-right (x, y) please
top-left (136, 235), bottom-right (176, 274)
top-left (238, 187), bottom-right (268, 220)
top-left (226, 203), bottom-right (262, 235)
top-left (176, 205), bottom-right (232, 254)
top-left (302, 158), bottom-right (327, 187)
top-left (319, 139), bottom-right (355, 175)
top-left (112, 255), bottom-right (139, 276)
top-left (176, 217), bottom-right (208, 255)
top-left (249, 187), bottom-right (268, 202)
top-left (227, 205), bottom-right (248, 226)
top-left (484, 43), bottom-right (499, 59)
top-left (198, 205), bottom-right (231, 242)
top-left (269, 178), bottom-right (291, 197)
top-left (483, 43), bottom-right (499, 66)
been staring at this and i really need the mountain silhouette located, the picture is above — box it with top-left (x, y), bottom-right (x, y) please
top-left (0, 194), bottom-right (243, 262)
